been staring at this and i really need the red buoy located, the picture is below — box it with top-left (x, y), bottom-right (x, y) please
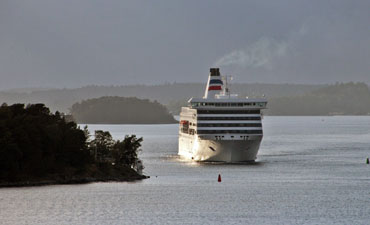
top-left (218, 174), bottom-right (222, 182)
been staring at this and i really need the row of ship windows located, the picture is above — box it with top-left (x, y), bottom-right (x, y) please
top-left (180, 129), bottom-right (262, 135)
top-left (197, 123), bottom-right (262, 127)
top-left (197, 117), bottom-right (261, 121)
top-left (197, 110), bottom-right (260, 114)
top-left (215, 136), bottom-right (250, 140)
top-left (191, 102), bottom-right (266, 107)
top-left (197, 130), bottom-right (263, 134)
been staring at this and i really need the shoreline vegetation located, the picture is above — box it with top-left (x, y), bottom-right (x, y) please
top-left (70, 96), bottom-right (177, 124)
top-left (0, 104), bottom-right (148, 188)
top-left (1, 82), bottom-right (369, 116)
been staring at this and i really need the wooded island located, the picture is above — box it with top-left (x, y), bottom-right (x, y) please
top-left (0, 103), bottom-right (147, 187)
top-left (70, 96), bottom-right (177, 124)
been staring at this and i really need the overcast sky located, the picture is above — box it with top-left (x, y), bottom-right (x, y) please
top-left (1, 0), bottom-right (369, 89)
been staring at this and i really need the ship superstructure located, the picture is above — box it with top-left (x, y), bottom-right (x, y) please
top-left (178, 68), bottom-right (267, 162)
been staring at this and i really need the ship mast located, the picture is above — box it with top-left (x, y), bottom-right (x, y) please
top-left (221, 75), bottom-right (233, 98)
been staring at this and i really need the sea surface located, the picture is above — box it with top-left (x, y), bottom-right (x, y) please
top-left (1, 116), bottom-right (370, 225)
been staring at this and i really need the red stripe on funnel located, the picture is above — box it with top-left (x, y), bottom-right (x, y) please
top-left (208, 86), bottom-right (222, 91)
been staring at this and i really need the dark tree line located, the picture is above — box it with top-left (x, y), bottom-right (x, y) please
top-left (0, 103), bottom-right (143, 183)
top-left (70, 96), bottom-right (176, 124)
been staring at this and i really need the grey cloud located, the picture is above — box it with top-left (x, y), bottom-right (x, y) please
top-left (0, 0), bottom-right (369, 90)
top-left (216, 12), bottom-right (370, 84)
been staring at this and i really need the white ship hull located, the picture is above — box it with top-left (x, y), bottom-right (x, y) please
top-left (179, 135), bottom-right (262, 162)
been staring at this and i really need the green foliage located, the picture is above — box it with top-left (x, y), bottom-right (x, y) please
top-left (0, 104), bottom-right (144, 183)
top-left (0, 104), bottom-right (92, 181)
top-left (112, 135), bottom-right (142, 166)
top-left (89, 130), bottom-right (114, 161)
top-left (88, 130), bottom-right (142, 167)
top-left (70, 96), bottom-right (176, 124)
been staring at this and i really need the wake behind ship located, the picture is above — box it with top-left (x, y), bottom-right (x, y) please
top-left (178, 68), bottom-right (267, 162)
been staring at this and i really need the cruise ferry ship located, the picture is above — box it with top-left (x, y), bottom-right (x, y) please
top-left (178, 68), bottom-right (267, 162)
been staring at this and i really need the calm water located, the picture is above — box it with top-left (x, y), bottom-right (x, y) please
top-left (1, 116), bottom-right (370, 225)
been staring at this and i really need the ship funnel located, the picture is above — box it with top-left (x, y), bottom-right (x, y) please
top-left (204, 68), bottom-right (223, 99)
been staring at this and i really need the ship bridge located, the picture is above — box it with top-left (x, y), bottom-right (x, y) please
top-left (188, 97), bottom-right (267, 109)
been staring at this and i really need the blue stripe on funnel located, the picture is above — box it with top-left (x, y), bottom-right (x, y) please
top-left (209, 79), bottom-right (223, 85)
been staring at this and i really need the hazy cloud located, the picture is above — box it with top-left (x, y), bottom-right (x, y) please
top-left (214, 37), bottom-right (288, 69)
